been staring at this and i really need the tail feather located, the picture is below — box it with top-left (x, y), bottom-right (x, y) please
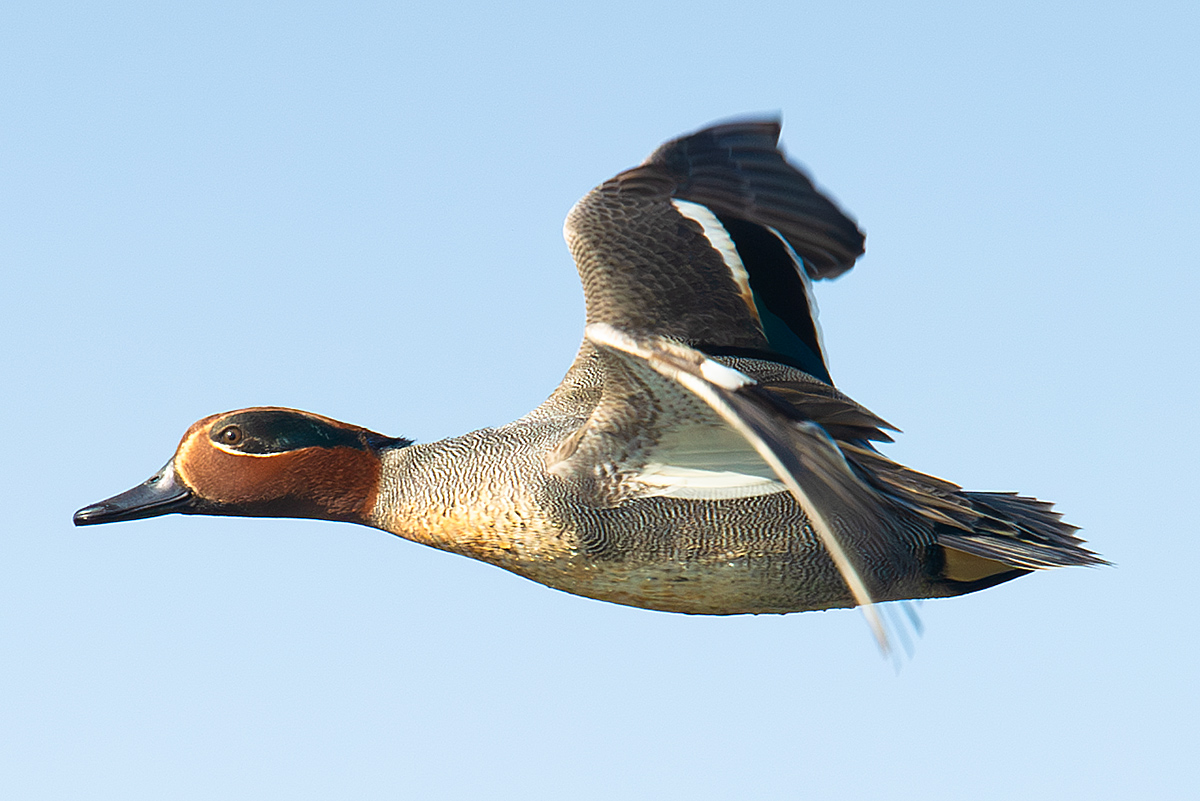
top-left (941, 491), bottom-right (1106, 569)
top-left (841, 444), bottom-right (1105, 571)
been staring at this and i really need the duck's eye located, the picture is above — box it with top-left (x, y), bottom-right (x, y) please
top-left (217, 425), bottom-right (243, 446)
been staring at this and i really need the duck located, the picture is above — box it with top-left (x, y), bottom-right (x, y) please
top-left (74, 119), bottom-right (1103, 651)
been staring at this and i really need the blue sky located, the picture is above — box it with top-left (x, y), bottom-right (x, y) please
top-left (4, 1), bottom-right (1198, 798)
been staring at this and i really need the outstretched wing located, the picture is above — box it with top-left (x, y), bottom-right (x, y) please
top-left (564, 119), bottom-right (863, 384)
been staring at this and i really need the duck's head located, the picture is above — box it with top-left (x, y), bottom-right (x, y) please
top-left (73, 407), bottom-right (410, 527)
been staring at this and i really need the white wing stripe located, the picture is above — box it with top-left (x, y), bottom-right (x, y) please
top-left (671, 199), bottom-right (763, 328)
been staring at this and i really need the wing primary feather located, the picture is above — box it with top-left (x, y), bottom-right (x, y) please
top-left (640, 119), bottom-right (866, 279)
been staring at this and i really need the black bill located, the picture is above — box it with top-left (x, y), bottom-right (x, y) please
top-left (73, 461), bottom-right (196, 526)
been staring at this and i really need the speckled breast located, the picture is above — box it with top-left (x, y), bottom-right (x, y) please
top-left (370, 422), bottom-right (937, 615)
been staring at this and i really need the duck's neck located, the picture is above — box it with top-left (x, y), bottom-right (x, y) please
top-left (364, 430), bottom-right (567, 567)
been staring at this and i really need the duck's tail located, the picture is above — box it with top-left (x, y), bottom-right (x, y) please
top-left (841, 443), bottom-right (1106, 591)
top-left (939, 490), bottom-right (1103, 568)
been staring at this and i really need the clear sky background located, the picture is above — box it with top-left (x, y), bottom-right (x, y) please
top-left (4, 2), bottom-right (1198, 798)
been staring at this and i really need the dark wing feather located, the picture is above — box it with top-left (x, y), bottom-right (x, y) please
top-left (639, 120), bottom-right (865, 278)
top-left (839, 444), bottom-right (1106, 569)
top-left (564, 119), bottom-right (864, 383)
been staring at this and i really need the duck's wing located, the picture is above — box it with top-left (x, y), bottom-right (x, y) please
top-left (563, 119), bottom-right (863, 384)
top-left (548, 323), bottom-right (901, 654)
top-left (549, 122), bottom-right (899, 651)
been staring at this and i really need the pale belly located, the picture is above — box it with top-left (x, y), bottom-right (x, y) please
top-left (377, 486), bottom-right (935, 615)
top-left (505, 553), bottom-right (859, 615)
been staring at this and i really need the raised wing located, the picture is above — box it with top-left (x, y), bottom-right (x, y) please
top-left (564, 119), bottom-right (863, 384)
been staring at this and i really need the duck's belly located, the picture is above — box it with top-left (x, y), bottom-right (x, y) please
top-left (510, 551), bottom-right (856, 615)
top-left (387, 490), bottom-right (935, 615)
top-left (522, 493), bottom-right (934, 614)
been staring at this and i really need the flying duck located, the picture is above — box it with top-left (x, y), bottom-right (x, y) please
top-left (74, 120), bottom-right (1102, 651)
